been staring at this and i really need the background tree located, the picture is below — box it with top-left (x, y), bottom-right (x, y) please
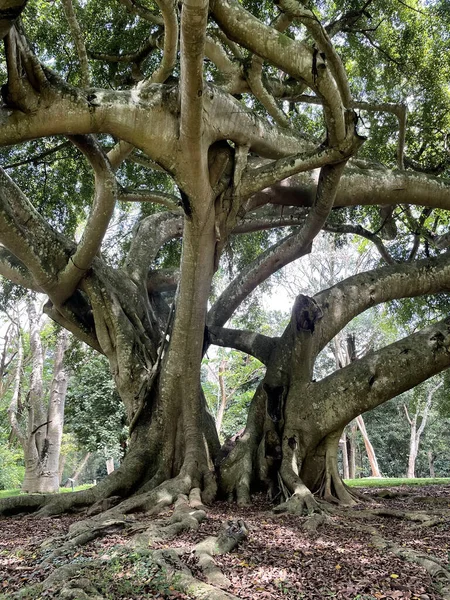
top-left (7, 299), bottom-right (69, 493)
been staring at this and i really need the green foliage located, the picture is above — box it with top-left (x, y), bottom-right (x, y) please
top-left (0, 442), bottom-right (24, 490)
top-left (65, 351), bottom-right (127, 460)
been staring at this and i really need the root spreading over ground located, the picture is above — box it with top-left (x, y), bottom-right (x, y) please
top-left (1, 485), bottom-right (449, 600)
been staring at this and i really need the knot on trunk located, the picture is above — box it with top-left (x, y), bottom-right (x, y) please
top-left (292, 295), bottom-right (323, 334)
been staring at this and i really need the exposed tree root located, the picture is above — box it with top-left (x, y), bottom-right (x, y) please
top-left (5, 489), bottom-right (249, 600)
top-left (273, 487), bottom-right (321, 515)
top-left (371, 533), bottom-right (450, 599)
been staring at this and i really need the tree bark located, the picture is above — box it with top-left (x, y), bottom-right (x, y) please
top-left (22, 319), bottom-right (69, 493)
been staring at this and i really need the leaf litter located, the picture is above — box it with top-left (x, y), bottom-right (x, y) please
top-left (0, 484), bottom-right (448, 599)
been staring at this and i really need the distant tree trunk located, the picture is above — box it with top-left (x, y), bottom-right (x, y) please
top-left (405, 380), bottom-right (442, 478)
top-left (428, 450), bottom-right (436, 478)
top-left (21, 301), bottom-right (69, 493)
top-left (66, 451), bottom-right (91, 486)
top-left (106, 457), bottom-right (115, 474)
top-left (340, 430), bottom-right (350, 479)
top-left (334, 334), bottom-right (381, 478)
top-left (356, 415), bottom-right (382, 477)
top-left (349, 422), bottom-right (357, 479)
top-left (58, 453), bottom-right (67, 484)
top-left (215, 358), bottom-right (227, 435)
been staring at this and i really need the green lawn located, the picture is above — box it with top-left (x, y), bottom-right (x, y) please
top-left (346, 477), bottom-right (450, 487)
top-left (0, 484), bottom-right (93, 499)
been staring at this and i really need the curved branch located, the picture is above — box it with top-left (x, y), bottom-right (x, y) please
top-left (124, 212), bottom-right (183, 282)
top-left (314, 251), bottom-right (450, 354)
top-left (117, 0), bottom-right (164, 25)
top-left (54, 135), bottom-right (117, 305)
top-left (277, 0), bottom-right (351, 108)
top-left (0, 246), bottom-right (42, 291)
top-left (323, 223), bottom-right (396, 265)
top-left (209, 161), bottom-right (347, 327)
top-left (207, 326), bottom-right (277, 365)
top-left (211, 0), bottom-right (347, 144)
top-left (0, 167), bottom-right (71, 291)
top-left (147, 268), bottom-right (179, 293)
top-left (139, 0), bottom-right (178, 87)
top-left (89, 32), bottom-right (160, 64)
top-left (119, 189), bottom-right (181, 211)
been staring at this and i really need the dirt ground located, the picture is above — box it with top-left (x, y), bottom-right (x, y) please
top-left (1, 485), bottom-right (449, 600)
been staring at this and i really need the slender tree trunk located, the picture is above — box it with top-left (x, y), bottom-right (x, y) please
top-left (58, 453), bottom-right (67, 484)
top-left (428, 450), bottom-right (436, 478)
top-left (356, 415), bottom-right (382, 477)
top-left (66, 451), bottom-right (91, 486)
top-left (407, 415), bottom-right (418, 478)
top-left (215, 358), bottom-right (227, 435)
top-left (349, 422), bottom-right (357, 479)
top-left (405, 381), bottom-right (442, 479)
top-left (106, 457), bottom-right (115, 474)
top-left (340, 430), bottom-right (350, 479)
top-left (22, 307), bottom-right (69, 493)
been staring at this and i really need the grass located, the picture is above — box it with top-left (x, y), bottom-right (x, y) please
top-left (345, 477), bottom-right (450, 488)
top-left (0, 483), bottom-right (93, 499)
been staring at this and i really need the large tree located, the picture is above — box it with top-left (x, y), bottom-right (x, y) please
top-left (1, 0), bottom-right (450, 517)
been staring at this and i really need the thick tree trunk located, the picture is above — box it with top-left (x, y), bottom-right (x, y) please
top-left (218, 294), bottom-right (450, 513)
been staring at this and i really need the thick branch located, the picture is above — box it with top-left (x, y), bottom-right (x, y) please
top-left (179, 0), bottom-right (208, 165)
top-left (139, 0), bottom-right (178, 87)
top-left (211, 0), bottom-right (347, 144)
top-left (314, 251), bottom-right (450, 354)
top-left (207, 326), bottom-right (277, 365)
top-left (124, 212), bottom-right (183, 282)
top-left (119, 189), bottom-right (181, 211)
top-left (0, 0), bottom-right (27, 41)
top-left (316, 318), bottom-right (450, 432)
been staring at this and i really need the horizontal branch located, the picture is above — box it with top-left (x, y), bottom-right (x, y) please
top-left (315, 317), bottom-right (450, 434)
top-left (207, 326), bottom-right (278, 365)
top-left (119, 189), bottom-right (181, 211)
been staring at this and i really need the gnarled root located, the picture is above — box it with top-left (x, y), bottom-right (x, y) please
top-left (193, 519), bottom-right (249, 588)
top-left (218, 431), bottom-right (257, 506)
top-left (8, 491), bottom-right (248, 600)
top-left (372, 532), bottom-right (450, 599)
top-left (273, 485), bottom-right (321, 515)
